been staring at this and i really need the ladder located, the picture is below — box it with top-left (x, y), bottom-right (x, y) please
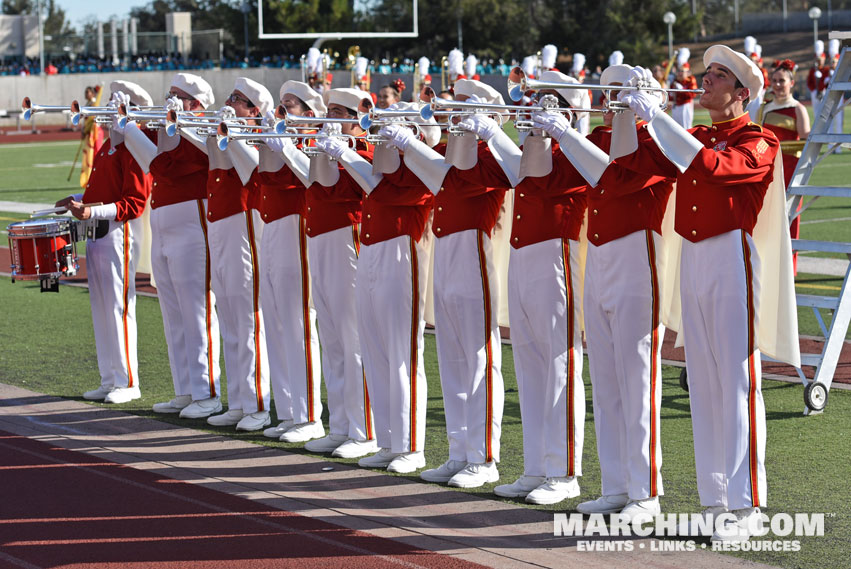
top-left (786, 33), bottom-right (851, 415)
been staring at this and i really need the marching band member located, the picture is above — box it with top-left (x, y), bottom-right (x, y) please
top-left (671, 48), bottom-right (698, 129)
top-left (807, 40), bottom-right (827, 108)
top-left (377, 79), bottom-right (405, 109)
top-left (386, 79), bottom-right (514, 485)
top-left (118, 73), bottom-right (223, 419)
top-left (253, 81), bottom-right (324, 446)
top-left (534, 65), bottom-right (674, 517)
top-left (55, 81), bottom-right (154, 404)
top-left (477, 70), bottom-right (590, 504)
top-left (582, 46), bottom-right (797, 541)
top-left (318, 102), bottom-right (439, 471)
top-left (280, 88), bottom-right (377, 453)
top-left (180, 77), bottom-right (273, 432)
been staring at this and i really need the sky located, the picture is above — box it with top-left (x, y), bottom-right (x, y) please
top-left (56, 1), bottom-right (156, 29)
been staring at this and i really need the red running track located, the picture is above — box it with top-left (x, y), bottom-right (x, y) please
top-left (0, 432), bottom-right (487, 569)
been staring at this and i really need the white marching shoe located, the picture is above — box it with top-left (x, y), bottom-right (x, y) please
top-left (331, 438), bottom-right (378, 459)
top-left (236, 411), bottom-right (271, 431)
top-left (576, 493), bottom-right (630, 514)
top-left (711, 507), bottom-right (763, 543)
top-left (386, 451), bottom-right (425, 473)
top-left (494, 475), bottom-right (546, 499)
top-left (104, 386), bottom-right (141, 404)
top-left (152, 395), bottom-right (192, 413)
top-left (304, 434), bottom-right (349, 453)
top-left (420, 459), bottom-right (467, 483)
top-left (620, 497), bottom-right (661, 522)
top-left (279, 421), bottom-right (325, 443)
top-left (178, 397), bottom-right (222, 419)
top-left (263, 420), bottom-right (294, 439)
top-left (207, 408), bottom-right (244, 426)
top-left (525, 476), bottom-right (580, 505)
top-left (83, 386), bottom-right (113, 401)
top-left (358, 448), bottom-right (399, 468)
top-left (448, 462), bottom-right (499, 488)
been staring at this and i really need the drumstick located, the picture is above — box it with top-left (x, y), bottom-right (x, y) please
top-left (30, 202), bottom-right (104, 218)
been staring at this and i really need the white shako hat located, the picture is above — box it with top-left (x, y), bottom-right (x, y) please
top-left (417, 57), bottom-right (430, 78)
top-left (608, 50), bottom-right (624, 67)
top-left (829, 38), bottom-right (840, 59)
top-left (541, 44), bottom-right (558, 69)
top-left (453, 79), bottom-right (504, 105)
top-left (676, 47), bottom-right (691, 67)
top-left (171, 73), bottom-right (214, 109)
top-left (279, 80), bottom-right (326, 115)
top-left (744, 36), bottom-right (757, 56)
top-left (539, 69), bottom-right (584, 107)
top-left (233, 77), bottom-right (274, 115)
top-left (703, 44), bottom-right (764, 103)
top-left (815, 40), bottom-right (825, 57)
top-left (465, 54), bottom-right (478, 77)
top-left (327, 87), bottom-right (371, 113)
top-left (110, 80), bottom-right (153, 107)
top-left (571, 53), bottom-right (586, 75)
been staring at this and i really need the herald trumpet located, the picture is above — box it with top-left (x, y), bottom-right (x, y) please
top-left (70, 100), bottom-right (120, 126)
top-left (21, 97), bottom-right (70, 121)
top-left (506, 66), bottom-right (703, 106)
top-left (359, 106), bottom-right (424, 129)
top-left (165, 109), bottom-right (234, 137)
top-left (215, 122), bottom-right (301, 151)
top-left (117, 103), bottom-right (169, 129)
top-left (420, 97), bottom-right (522, 121)
top-left (275, 98), bottom-right (373, 134)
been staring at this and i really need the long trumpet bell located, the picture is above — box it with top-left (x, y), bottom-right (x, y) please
top-left (117, 104), bottom-right (169, 129)
top-left (420, 97), bottom-right (524, 121)
top-left (21, 97), bottom-right (70, 121)
top-left (164, 109), bottom-right (229, 137)
top-left (360, 107), bottom-right (424, 129)
top-left (70, 100), bottom-right (119, 126)
top-left (215, 122), bottom-right (301, 151)
top-left (275, 98), bottom-right (373, 133)
top-left (506, 66), bottom-right (703, 104)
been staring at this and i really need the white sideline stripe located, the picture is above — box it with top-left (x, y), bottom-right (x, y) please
top-left (0, 140), bottom-right (78, 150)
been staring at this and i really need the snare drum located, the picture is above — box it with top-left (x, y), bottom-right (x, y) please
top-left (7, 217), bottom-right (80, 282)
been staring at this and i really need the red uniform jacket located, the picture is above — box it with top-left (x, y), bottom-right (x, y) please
top-left (148, 138), bottom-right (209, 209)
top-left (83, 140), bottom-right (152, 221)
top-left (601, 113), bottom-right (779, 243)
top-left (206, 167), bottom-right (252, 223)
top-left (362, 162), bottom-right (434, 245)
top-left (431, 140), bottom-right (511, 238)
top-left (511, 141), bottom-right (586, 248)
top-left (254, 162), bottom-right (306, 223)
top-left (586, 126), bottom-right (674, 246)
top-left (305, 139), bottom-right (372, 237)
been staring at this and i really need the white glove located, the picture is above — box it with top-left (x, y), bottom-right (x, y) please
top-left (108, 91), bottom-right (130, 109)
top-left (618, 90), bottom-right (661, 122)
top-left (379, 124), bottom-right (415, 151)
top-left (165, 96), bottom-right (182, 112)
top-left (815, 70), bottom-right (823, 79)
top-left (315, 136), bottom-right (349, 159)
top-left (219, 105), bottom-right (236, 120)
top-left (263, 109), bottom-right (277, 128)
top-left (321, 122), bottom-right (342, 136)
top-left (457, 115), bottom-right (500, 141)
top-left (465, 93), bottom-right (486, 104)
top-left (626, 65), bottom-right (655, 88)
top-left (531, 111), bottom-right (571, 140)
top-left (263, 134), bottom-right (294, 154)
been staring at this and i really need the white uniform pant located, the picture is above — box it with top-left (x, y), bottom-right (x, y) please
top-left (207, 211), bottom-right (269, 414)
top-left (261, 214), bottom-right (321, 424)
top-left (672, 102), bottom-right (694, 130)
top-left (357, 235), bottom-right (427, 453)
top-left (309, 225), bottom-right (372, 440)
top-left (150, 200), bottom-right (221, 401)
top-left (433, 230), bottom-right (504, 464)
top-left (680, 230), bottom-right (767, 510)
top-left (584, 230), bottom-right (663, 500)
top-left (87, 218), bottom-right (143, 390)
top-left (508, 238), bottom-right (585, 478)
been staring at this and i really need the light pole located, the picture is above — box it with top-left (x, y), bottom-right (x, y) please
top-left (241, 1), bottom-right (251, 63)
top-left (809, 7), bottom-right (822, 49)
top-left (663, 12), bottom-right (676, 62)
top-left (36, 0), bottom-right (45, 75)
